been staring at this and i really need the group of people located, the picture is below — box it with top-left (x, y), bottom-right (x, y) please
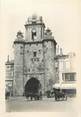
top-left (5, 88), bottom-right (67, 101)
top-left (46, 88), bottom-right (67, 101)
top-left (5, 90), bottom-right (10, 100)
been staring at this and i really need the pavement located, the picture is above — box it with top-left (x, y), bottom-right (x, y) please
top-left (5, 96), bottom-right (76, 112)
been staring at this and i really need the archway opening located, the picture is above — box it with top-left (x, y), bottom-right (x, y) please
top-left (24, 78), bottom-right (41, 97)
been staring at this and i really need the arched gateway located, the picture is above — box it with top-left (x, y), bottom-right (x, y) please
top-left (9, 15), bottom-right (56, 96)
top-left (24, 78), bottom-right (42, 100)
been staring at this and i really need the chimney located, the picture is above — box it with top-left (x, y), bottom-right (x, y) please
top-left (56, 45), bottom-right (59, 55)
top-left (60, 48), bottom-right (63, 55)
top-left (7, 55), bottom-right (9, 62)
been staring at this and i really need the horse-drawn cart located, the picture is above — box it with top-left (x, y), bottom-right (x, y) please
top-left (25, 91), bottom-right (42, 100)
top-left (53, 88), bottom-right (67, 101)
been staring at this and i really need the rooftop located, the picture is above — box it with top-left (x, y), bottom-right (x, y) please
top-left (54, 54), bottom-right (69, 59)
top-left (5, 56), bottom-right (14, 65)
top-left (25, 14), bottom-right (45, 27)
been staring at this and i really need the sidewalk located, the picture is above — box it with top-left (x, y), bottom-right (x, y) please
top-left (6, 95), bottom-right (75, 102)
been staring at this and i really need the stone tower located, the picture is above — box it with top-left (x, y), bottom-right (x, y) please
top-left (13, 31), bottom-right (25, 96)
top-left (13, 15), bottom-right (57, 96)
top-left (43, 28), bottom-right (56, 91)
top-left (25, 14), bottom-right (45, 41)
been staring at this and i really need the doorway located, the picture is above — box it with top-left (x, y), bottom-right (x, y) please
top-left (24, 77), bottom-right (41, 98)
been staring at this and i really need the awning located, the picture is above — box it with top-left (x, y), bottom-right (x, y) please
top-left (53, 83), bottom-right (60, 89)
top-left (53, 83), bottom-right (76, 89)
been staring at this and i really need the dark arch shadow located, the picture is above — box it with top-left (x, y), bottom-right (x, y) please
top-left (24, 78), bottom-right (42, 100)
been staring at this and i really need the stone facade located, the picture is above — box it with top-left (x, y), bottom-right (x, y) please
top-left (5, 56), bottom-right (14, 96)
top-left (54, 53), bottom-right (76, 84)
top-left (5, 15), bottom-right (57, 96)
top-left (54, 53), bottom-right (76, 97)
top-left (5, 15), bottom-right (76, 97)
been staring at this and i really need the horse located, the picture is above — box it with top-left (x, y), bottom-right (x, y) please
top-left (54, 88), bottom-right (67, 101)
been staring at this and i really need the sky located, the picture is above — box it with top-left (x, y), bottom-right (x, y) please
top-left (0, 0), bottom-right (81, 113)
top-left (0, 0), bottom-right (81, 57)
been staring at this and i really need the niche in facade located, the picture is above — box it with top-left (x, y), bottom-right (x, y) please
top-left (32, 29), bottom-right (37, 41)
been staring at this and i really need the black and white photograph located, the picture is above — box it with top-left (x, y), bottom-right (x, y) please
top-left (0, 0), bottom-right (81, 116)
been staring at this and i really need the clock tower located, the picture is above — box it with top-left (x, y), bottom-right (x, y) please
top-left (25, 14), bottom-right (45, 42)
top-left (10, 14), bottom-right (57, 96)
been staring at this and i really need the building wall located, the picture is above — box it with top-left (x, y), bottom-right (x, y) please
top-left (43, 40), bottom-right (56, 91)
top-left (24, 42), bottom-right (45, 94)
top-left (24, 43), bottom-right (44, 74)
top-left (25, 25), bottom-right (44, 42)
top-left (14, 43), bottom-right (24, 96)
top-left (13, 39), bottom-right (56, 95)
top-left (5, 63), bottom-right (14, 80)
top-left (5, 15), bottom-right (76, 97)
top-left (5, 62), bottom-right (14, 96)
top-left (6, 15), bottom-right (57, 96)
top-left (54, 54), bottom-right (76, 95)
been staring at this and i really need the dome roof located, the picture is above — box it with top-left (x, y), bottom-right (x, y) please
top-left (14, 30), bottom-right (25, 43)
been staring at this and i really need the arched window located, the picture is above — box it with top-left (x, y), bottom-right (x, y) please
top-left (33, 51), bottom-right (37, 57)
top-left (32, 29), bottom-right (36, 40)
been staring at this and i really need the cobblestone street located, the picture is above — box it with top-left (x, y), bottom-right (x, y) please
top-left (6, 96), bottom-right (76, 112)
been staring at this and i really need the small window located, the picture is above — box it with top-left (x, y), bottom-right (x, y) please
top-left (62, 73), bottom-right (76, 81)
top-left (39, 50), bottom-right (41, 54)
top-left (32, 30), bottom-right (36, 40)
top-left (33, 52), bottom-right (37, 57)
